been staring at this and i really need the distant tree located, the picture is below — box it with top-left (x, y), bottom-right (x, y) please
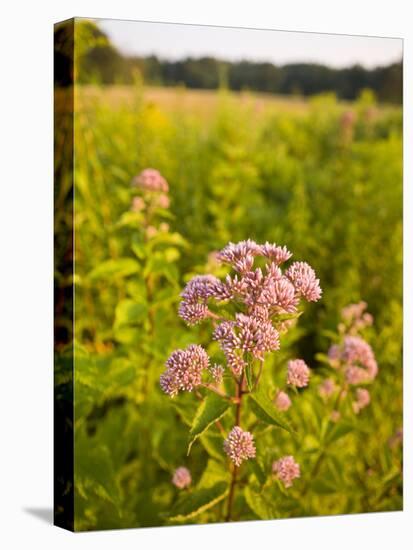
top-left (55, 20), bottom-right (402, 103)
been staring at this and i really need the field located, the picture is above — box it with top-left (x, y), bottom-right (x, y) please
top-left (55, 83), bottom-right (402, 530)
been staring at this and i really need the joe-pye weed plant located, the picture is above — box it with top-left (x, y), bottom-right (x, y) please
top-left (160, 239), bottom-right (322, 522)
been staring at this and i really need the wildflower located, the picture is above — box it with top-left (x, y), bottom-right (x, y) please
top-left (327, 344), bottom-right (341, 366)
top-left (330, 410), bottom-right (341, 422)
top-left (178, 301), bottom-right (210, 326)
top-left (172, 467), bottom-right (192, 489)
top-left (131, 196), bottom-right (145, 212)
top-left (217, 240), bottom-right (261, 273)
top-left (210, 364), bottom-right (224, 384)
top-left (259, 276), bottom-right (299, 313)
top-left (179, 275), bottom-right (225, 325)
top-left (341, 301), bottom-right (373, 334)
top-left (352, 388), bottom-right (371, 414)
top-left (181, 275), bottom-right (223, 303)
top-left (318, 378), bottom-right (336, 399)
top-left (223, 426), bottom-right (256, 466)
top-left (259, 242), bottom-right (292, 264)
top-left (275, 391), bottom-right (291, 411)
top-left (285, 261), bottom-right (322, 302)
top-left (342, 336), bottom-right (378, 384)
top-left (287, 359), bottom-right (310, 388)
top-left (156, 193), bottom-right (170, 209)
top-left (213, 314), bottom-right (279, 374)
top-left (272, 456), bottom-right (300, 488)
top-left (160, 344), bottom-right (209, 397)
top-left (133, 168), bottom-right (169, 193)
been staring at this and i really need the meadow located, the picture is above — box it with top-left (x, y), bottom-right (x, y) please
top-left (55, 83), bottom-right (402, 530)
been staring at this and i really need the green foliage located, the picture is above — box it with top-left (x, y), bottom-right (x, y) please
top-left (187, 394), bottom-right (230, 454)
top-left (249, 388), bottom-right (293, 433)
top-left (55, 80), bottom-right (402, 530)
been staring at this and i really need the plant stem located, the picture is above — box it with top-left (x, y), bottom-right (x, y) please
top-left (225, 372), bottom-right (245, 522)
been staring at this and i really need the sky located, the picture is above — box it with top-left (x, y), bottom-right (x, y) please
top-left (97, 18), bottom-right (402, 69)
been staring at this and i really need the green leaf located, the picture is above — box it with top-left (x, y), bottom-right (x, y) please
top-left (171, 395), bottom-right (199, 426)
top-left (198, 459), bottom-right (229, 488)
top-left (168, 482), bottom-right (228, 521)
top-left (249, 388), bottom-right (293, 433)
top-left (248, 459), bottom-right (267, 486)
top-left (187, 393), bottom-right (230, 455)
top-left (88, 258), bottom-right (140, 281)
top-left (114, 298), bottom-right (148, 328)
top-left (325, 421), bottom-right (353, 444)
top-left (200, 432), bottom-right (226, 461)
top-left (244, 485), bottom-right (276, 520)
top-left (311, 478), bottom-right (338, 495)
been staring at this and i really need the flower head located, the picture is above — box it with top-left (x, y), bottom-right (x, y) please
top-left (156, 193), bottom-right (170, 209)
top-left (172, 467), bottom-right (192, 489)
top-left (342, 336), bottom-right (378, 384)
top-left (318, 378), bottom-right (336, 399)
top-left (213, 314), bottom-right (279, 375)
top-left (275, 391), bottom-right (291, 411)
top-left (258, 276), bottom-right (298, 313)
top-left (133, 168), bottom-right (169, 193)
top-left (210, 364), bottom-right (224, 384)
top-left (272, 456), bottom-right (300, 488)
top-left (259, 242), bottom-right (292, 265)
top-left (179, 275), bottom-right (225, 325)
top-left (352, 388), bottom-right (371, 414)
top-left (341, 301), bottom-right (373, 334)
top-left (223, 426), bottom-right (256, 466)
top-left (217, 240), bottom-right (261, 273)
top-left (160, 344), bottom-right (210, 397)
top-left (131, 196), bottom-right (145, 212)
top-left (285, 261), bottom-right (322, 302)
top-left (287, 359), bottom-right (310, 388)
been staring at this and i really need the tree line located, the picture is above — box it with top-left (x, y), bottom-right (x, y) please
top-left (55, 21), bottom-right (402, 103)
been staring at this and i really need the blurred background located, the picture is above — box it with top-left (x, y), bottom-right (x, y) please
top-left (54, 18), bottom-right (402, 530)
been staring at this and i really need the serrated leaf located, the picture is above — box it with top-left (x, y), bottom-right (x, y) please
top-left (168, 482), bottom-right (228, 521)
top-left (249, 388), bottom-right (293, 433)
top-left (187, 393), bottom-right (230, 455)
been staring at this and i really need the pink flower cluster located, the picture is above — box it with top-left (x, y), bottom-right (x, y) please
top-left (160, 344), bottom-right (209, 397)
top-left (131, 168), bottom-right (170, 215)
top-left (178, 240), bottom-right (321, 376)
top-left (223, 426), bottom-right (256, 466)
top-left (275, 391), bottom-right (292, 411)
top-left (329, 335), bottom-right (378, 385)
top-left (133, 168), bottom-right (169, 193)
top-left (318, 378), bottom-right (336, 399)
top-left (287, 359), bottom-right (310, 388)
top-left (213, 313), bottom-right (280, 375)
top-left (172, 467), bottom-right (192, 489)
top-left (272, 455), bottom-right (301, 488)
top-left (352, 388), bottom-right (371, 414)
top-left (179, 275), bottom-right (226, 326)
top-left (340, 301), bottom-right (373, 335)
